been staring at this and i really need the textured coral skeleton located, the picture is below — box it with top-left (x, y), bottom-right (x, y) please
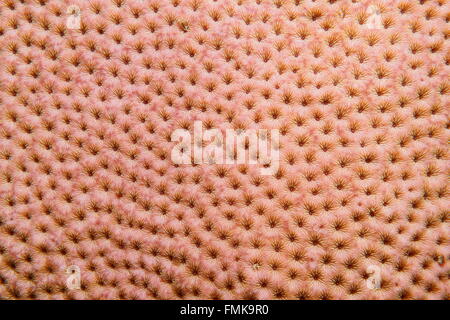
top-left (0, 0), bottom-right (448, 300)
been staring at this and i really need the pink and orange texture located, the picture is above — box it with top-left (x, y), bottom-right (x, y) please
top-left (0, 0), bottom-right (448, 300)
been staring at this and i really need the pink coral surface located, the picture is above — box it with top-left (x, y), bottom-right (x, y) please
top-left (0, 0), bottom-right (448, 299)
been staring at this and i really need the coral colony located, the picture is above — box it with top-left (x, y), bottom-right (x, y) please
top-left (0, 0), bottom-right (448, 300)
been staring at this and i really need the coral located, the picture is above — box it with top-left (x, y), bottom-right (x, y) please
top-left (0, 0), bottom-right (448, 300)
